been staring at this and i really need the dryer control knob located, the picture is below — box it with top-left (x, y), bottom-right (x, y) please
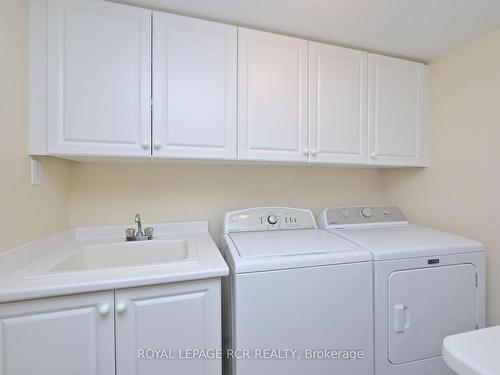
top-left (361, 207), bottom-right (373, 218)
top-left (267, 215), bottom-right (278, 225)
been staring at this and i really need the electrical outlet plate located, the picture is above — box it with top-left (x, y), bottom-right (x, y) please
top-left (31, 158), bottom-right (42, 185)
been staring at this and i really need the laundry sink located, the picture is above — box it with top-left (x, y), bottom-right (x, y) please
top-left (49, 239), bottom-right (192, 273)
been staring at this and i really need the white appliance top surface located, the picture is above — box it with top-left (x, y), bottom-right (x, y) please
top-left (222, 207), bottom-right (369, 273)
top-left (336, 224), bottom-right (484, 260)
top-left (230, 229), bottom-right (359, 258)
top-left (226, 229), bottom-right (372, 273)
top-left (443, 325), bottom-right (500, 375)
top-left (319, 206), bottom-right (484, 260)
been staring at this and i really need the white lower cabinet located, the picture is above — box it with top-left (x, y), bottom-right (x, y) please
top-left (0, 279), bottom-right (221, 375)
top-left (0, 291), bottom-right (115, 375)
top-left (115, 279), bottom-right (221, 375)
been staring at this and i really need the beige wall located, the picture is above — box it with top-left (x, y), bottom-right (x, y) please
top-left (68, 163), bottom-right (383, 244)
top-left (0, 0), bottom-right (70, 252)
top-left (383, 27), bottom-right (500, 325)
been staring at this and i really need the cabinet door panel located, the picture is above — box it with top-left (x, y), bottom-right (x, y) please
top-left (309, 42), bottom-right (367, 164)
top-left (238, 28), bottom-right (308, 162)
top-left (47, 0), bottom-right (151, 156)
top-left (115, 279), bottom-right (221, 375)
top-left (0, 291), bottom-right (114, 375)
top-left (153, 12), bottom-right (237, 159)
top-left (368, 54), bottom-right (427, 166)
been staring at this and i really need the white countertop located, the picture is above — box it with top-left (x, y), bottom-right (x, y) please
top-left (0, 221), bottom-right (228, 303)
top-left (443, 326), bottom-right (500, 375)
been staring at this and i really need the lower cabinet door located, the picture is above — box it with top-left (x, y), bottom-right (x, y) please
top-left (115, 279), bottom-right (221, 375)
top-left (0, 291), bottom-right (115, 375)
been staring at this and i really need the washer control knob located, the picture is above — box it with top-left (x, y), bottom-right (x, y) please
top-left (267, 215), bottom-right (278, 225)
top-left (383, 208), bottom-right (392, 217)
top-left (361, 207), bottom-right (373, 218)
top-left (340, 209), bottom-right (350, 218)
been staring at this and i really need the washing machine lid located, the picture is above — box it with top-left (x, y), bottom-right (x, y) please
top-left (227, 229), bottom-right (371, 273)
top-left (230, 229), bottom-right (361, 257)
top-left (336, 224), bottom-right (484, 261)
top-left (222, 207), bottom-right (371, 273)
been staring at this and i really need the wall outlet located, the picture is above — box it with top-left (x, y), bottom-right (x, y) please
top-left (31, 158), bottom-right (42, 185)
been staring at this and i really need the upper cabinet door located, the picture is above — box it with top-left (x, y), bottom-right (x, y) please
top-left (309, 42), bottom-right (368, 164)
top-left (152, 13), bottom-right (237, 160)
top-left (238, 28), bottom-right (309, 162)
top-left (368, 54), bottom-right (427, 166)
top-left (47, 0), bottom-right (151, 156)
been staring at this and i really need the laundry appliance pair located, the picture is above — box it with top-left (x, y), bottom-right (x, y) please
top-left (220, 206), bottom-right (485, 375)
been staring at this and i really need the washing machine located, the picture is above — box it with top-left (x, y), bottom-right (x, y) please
top-left (318, 205), bottom-right (486, 375)
top-left (219, 207), bottom-right (374, 375)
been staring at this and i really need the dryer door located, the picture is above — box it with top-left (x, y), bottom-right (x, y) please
top-left (388, 264), bottom-right (477, 365)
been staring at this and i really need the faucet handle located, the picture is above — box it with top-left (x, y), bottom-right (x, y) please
top-left (134, 214), bottom-right (141, 224)
top-left (144, 227), bottom-right (154, 239)
top-left (125, 228), bottom-right (136, 241)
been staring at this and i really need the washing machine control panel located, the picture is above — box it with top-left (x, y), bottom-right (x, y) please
top-left (225, 207), bottom-right (316, 233)
top-left (323, 206), bottom-right (407, 227)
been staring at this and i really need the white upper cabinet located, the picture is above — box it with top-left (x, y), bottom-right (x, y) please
top-left (29, 1), bottom-right (428, 166)
top-left (368, 54), bottom-right (427, 166)
top-left (238, 28), bottom-right (309, 162)
top-left (152, 13), bottom-right (237, 160)
top-left (47, 0), bottom-right (152, 156)
top-left (309, 42), bottom-right (368, 164)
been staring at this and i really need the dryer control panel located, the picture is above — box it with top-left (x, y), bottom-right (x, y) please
top-left (224, 207), bottom-right (316, 233)
top-left (318, 206), bottom-right (407, 228)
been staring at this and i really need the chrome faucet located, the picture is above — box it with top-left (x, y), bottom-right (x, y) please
top-left (126, 214), bottom-right (154, 241)
top-left (135, 213), bottom-right (144, 237)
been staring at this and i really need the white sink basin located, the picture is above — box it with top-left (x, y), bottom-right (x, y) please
top-left (49, 239), bottom-right (192, 273)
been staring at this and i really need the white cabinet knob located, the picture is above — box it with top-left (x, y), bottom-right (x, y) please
top-left (116, 302), bottom-right (127, 313)
top-left (303, 148), bottom-right (310, 155)
top-left (141, 140), bottom-right (150, 150)
top-left (311, 149), bottom-right (317, 156)
top-left (370, 152), bottom-right (377, 158)
top-left (154, 141), bottom-right (162, 150)
top-left (98, 304), bottom-right (110, 316)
